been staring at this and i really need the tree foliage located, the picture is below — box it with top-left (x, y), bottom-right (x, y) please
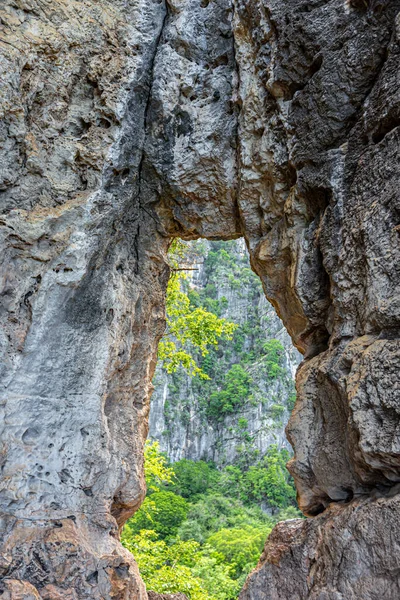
top-left (207, 364), bottom-right (252, 419)
top-left (262, 339), bottom-right (285, 380)
top-left (217, 446), bottom-right (296, 508)
top-left (158, 240), bottom-right (237, 379)
top-left (144, 440), bottom-right (174, 493)
top-left (122, 530), bottom-right (208, 600)
top-left (126, 491), bottom-right (188, 539)
top-left (126, 235), bottom-right (300, 598)
top-left (243, 447), bottom-right (296, 508)
top-left (170, 459), bottom-right (220, 498)
top-left (206, 526), bottom-right (268, 578)
top-left (122, 442), bottom-right (301, 600)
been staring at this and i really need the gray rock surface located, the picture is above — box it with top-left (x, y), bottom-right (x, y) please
top-left (240, 490), bottom-right (400, 600)
top-left (0, 0), bottom-right (399, 598)
top-left (0, 0), bottom-right (169, 597)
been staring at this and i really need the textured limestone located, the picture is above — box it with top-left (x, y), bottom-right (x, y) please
top-left (233, 0), bottom-right (400, 517)
top-left (288, 336), bottom-right (400, 516)
top-left (1, 0), bottom-right (400, 598)
top-left (235, 1), bottom-right (400, 596)
top-left (240, 492), bottom-right (400, 600)
top-left (234, 0), bottom-right (400, 355)
top-left (142, 0), bottom-right (241, 240)
top-left (0, 0), bottom-right (169, 597)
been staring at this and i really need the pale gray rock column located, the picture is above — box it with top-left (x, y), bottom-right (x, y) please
top-left (0, 0), bottom-right (169, 597)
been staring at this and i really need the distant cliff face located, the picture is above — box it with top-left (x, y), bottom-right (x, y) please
top-left (1, 0), bottom-right (400, 598)
top-left (149, 240), bottom-right (300, 465)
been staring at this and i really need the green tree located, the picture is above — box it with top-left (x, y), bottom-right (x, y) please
top-left (122, 530), bottom-right (211, 600)
top-left (206, 525), bottom-right (270, 578)
top-left (125, 491), bottom-right (188, 540)
top-left (178, 493), bottom-right (273, 544)
top-left (144, 440), bottom-right (174, 493)
top-left (270, 404), bottom-right (285, 419)
top-left (218, 466), bottom-right (245, 501)
top-left (191, 555), bottom-right (241, 600)
top-left (170, 459), bottom-right (219, 498)
top-left (262, 339), bottom-right (285, 380)
top-left (216, 447), bottom-right (296, 509)
top-left (207, 364), bottom-right (252, 419)
top-left (243, 446), bottom-right (296, 508)
top-left (122, 443), bottom-right (301, 600)
top-left (158, 240), bottom-right (237, 378)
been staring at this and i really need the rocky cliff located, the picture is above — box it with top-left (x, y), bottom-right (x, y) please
top-left (149, 239), bottom-right (300, 466)
top-left (0, 0), bottom-right (399, 599)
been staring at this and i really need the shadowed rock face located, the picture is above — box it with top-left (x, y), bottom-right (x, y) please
top-left (0, 0), bottom-right (399, 599)
top-left (240, 491), bottom-right (400, 600)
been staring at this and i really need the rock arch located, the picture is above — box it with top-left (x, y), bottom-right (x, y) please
top-left (0, 0), bottom-right (399, 598)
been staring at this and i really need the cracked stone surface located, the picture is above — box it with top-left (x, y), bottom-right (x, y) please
top-left (240, 491), bottom-right (400, 600)
top-left (0, 0), bottom-right (399, 598)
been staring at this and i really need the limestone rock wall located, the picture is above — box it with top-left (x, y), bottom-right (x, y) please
top-left (0, 0), bottom-right (399, 598)
top-left (240, 490), bottom-right (400, 600)
top-left (234, 0), bottom-right (400, 518)
top-left (0, 1), bottom-right (170, 597)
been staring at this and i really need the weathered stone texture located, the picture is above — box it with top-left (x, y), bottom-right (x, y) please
top-left (288, 336), bottom-right (400, 515)
top-left (234, 0), bottom-right (400, 354)
top-left (1, 0), bottom-right (400, 598)
top-left (240, 492), bottom-right (400, 600)
top-left (0, 0), bottom-right (169, 597)
top-left (144, 0), bottom-right (241, 240)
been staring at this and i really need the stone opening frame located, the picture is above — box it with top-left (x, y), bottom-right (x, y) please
top-left (1, 0), bottom-right (400, 597)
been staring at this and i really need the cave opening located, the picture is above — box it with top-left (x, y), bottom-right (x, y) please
top-left (122, 238), bottom-right (302, 600)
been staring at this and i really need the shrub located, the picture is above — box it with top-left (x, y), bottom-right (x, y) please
top-left (170, 459), bottom-right (219, 499)
top-left (270, 404), bottom-right (285, 419)
top-left (125, 491), bottom-right (188, 540)
top-left (207, 364), bottom-right (252, 419)
top-left (262, 339), bottom-right (285, 380)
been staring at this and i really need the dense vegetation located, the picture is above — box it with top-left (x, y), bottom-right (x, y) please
top-left (158, 239), bottom-right (237, 379)
top-left (155, 239), bottom-right (297, 467)
top-left (124, 240), bottom-right (301, 598)
top-left (122, 442), bottom-right (300, 600)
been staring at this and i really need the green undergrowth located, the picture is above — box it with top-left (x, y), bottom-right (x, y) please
top-left (122, 442), bottom-right (302, 600)
top-left (125, 240), bottom-right (302, 598)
